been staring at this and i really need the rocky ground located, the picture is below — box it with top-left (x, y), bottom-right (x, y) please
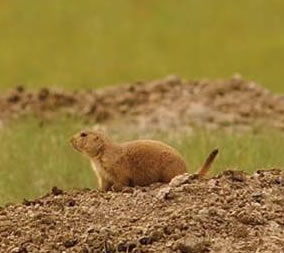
top-left (1, 170), bottom-right (284, 253)
top-left (1, 75), bottom-right (284, 133)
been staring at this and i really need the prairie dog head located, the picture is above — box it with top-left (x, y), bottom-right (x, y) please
top-left (70, 130), bottom-right (108, 158)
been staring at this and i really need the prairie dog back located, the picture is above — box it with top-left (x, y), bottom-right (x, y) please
top-left (120, 140), bottom-right (187, 186)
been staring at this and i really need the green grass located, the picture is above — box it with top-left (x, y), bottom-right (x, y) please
top-left (1, 117), bottom-right (284, 206)
top-left (0, 117), bottom-right (95, 205)
top-left (0, 1), bottom-right (284, 92)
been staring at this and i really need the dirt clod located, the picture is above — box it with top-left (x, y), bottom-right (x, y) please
top-left (176, 235), bottom-right (211, 253)
top-left (63, 239), bottom-right (77, 248)
top-left (51, 186), bottom-right (63, 196)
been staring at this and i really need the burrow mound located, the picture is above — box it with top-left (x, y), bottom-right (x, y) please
top-left (1, 170), bottom-right (284, 253)
top-left (1, 75), bottom-right (284, 132)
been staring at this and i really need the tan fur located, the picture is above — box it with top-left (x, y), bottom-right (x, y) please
top-left (197, 148), bottom-right (219, 177)
top-left (70, 130), bottom-right (218, 191)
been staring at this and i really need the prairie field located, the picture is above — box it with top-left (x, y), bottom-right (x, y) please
top-left (2, 2), bottom-right (284, 252)
top-left (0, 0), bottom-right (284, 206)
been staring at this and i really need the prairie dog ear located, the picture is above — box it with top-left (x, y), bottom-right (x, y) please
top-left (92, 124), bottom-right (107, 134)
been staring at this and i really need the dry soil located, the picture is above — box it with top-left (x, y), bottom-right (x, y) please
top-left (1, 170), bottom-right (284, 253)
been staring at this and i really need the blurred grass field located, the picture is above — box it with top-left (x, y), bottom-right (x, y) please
top-left (1, 1), bottom-right (284, 205)
top-left (0, 0), bottom-right (284, 92)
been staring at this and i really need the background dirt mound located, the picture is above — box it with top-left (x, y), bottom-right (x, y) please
top-left (1, 75), bottom-right (284, 132)
top-left (1, 170), bottom-right (284, 252)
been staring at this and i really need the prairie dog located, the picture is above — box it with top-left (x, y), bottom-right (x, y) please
top-left (70, 130), bottom-right (218, 191)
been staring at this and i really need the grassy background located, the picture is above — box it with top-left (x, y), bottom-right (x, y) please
top-left (0, 0), bottom-right (284, 92)
top-left (1, 1), bottom-right (284, 205)
top-left (1, 117), bottom-right (284, 206)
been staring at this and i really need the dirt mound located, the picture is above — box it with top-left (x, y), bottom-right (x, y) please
top-left (1, 75), bottom-right (284, 132)
top-left (1, 170), bottom-right (284, 252)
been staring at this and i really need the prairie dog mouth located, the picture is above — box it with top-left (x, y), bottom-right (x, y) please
top-left (70, 136), bottom-right (85, 152)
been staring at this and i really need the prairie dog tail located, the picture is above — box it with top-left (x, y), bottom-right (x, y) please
top-left (197, 148), bottom-right (219, 177)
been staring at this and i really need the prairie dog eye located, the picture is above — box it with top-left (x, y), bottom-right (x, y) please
top-left (80, 132), bottom-right (87, 137)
